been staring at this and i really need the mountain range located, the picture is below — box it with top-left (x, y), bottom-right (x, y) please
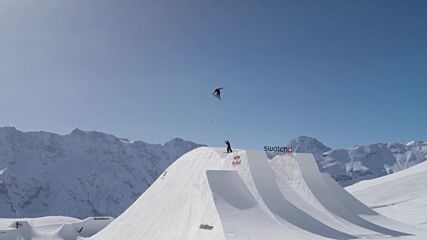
top-left (0, 127), bottom-right (203, 219)
top-left (289, 136), bottom-right (427, 186)
top-left (0, 127), bottom-right (425, 219)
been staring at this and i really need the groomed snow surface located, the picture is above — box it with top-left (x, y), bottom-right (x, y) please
top-left (89, 147), bottom-right (427, 240)
top-left (347, 160), bottom-right (427, 228)
top-left (0, 216), bottom-right (113, 240)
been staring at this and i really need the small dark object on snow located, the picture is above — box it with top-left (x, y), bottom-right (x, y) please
top-left (15, 222), bottom-right (23, 229)
top-left (199, 224), bottom-right (214, 230)
top-left (78, 227), bottom-right (83, 233)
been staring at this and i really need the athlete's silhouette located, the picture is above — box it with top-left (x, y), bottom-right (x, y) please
top-left (212, 88), bottom-right (223, 100)
top-left (225, 140), bottom-right (233, 153)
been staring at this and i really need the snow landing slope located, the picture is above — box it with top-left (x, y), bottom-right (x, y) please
top-left (91, 147), bottom-right (427, 240)
top-left (347, 160), bottom-right (427, 227)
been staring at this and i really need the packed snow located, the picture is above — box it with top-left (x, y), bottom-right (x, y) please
top-left (0, 216), bottom-right (113, 240)
top-left (347, 160), bottom-right (427, 227)
top-left (90, 147), bottom-right (427, 240)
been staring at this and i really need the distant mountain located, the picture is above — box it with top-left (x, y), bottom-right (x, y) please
top-left (0, 127), bottom-right (204, 219)
top-left (289, 136), bottom-right (427, 186)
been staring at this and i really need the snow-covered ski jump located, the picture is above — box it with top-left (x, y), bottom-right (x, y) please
top-left (90, 147), bottom-right (427, 240)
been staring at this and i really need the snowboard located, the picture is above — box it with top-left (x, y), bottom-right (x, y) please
top-left (213, 94), bottom-right (221, 100)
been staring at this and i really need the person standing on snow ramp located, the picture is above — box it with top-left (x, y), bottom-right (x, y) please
top-left (225, 140), bottom-right (233, 153)
top-left (212, 87), bottom-right (223, 100)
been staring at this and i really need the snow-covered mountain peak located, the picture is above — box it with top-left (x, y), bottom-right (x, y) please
top-left (290, 136), bottom-right (427, 186)
top-left (69, 128), bottom-right (119, 142)
top-left (289, 136), bottom-right (331, 152)
top-left (0, 127), bottom-right (204, 219)
top-left (406, 140), bottom-right (427, 149)
top-left (70, 128), bottom-right (85, 135)
top-left (165, 137), bottom-right (196, 147)
top-left (166, 137), bottom-right (185, 144)
top-left (289, 136), bottom-right (331, 162)
top-left (0, 126), bottom-right (19, 137)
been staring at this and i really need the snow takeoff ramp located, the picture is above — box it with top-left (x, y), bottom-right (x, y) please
top-left (90, 147), bottom-right (427, 240)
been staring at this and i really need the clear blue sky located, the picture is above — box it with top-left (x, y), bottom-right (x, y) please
top-left (0, 0), bottom-right (426, 149)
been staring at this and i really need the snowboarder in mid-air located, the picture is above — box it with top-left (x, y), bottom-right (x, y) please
top-left (225, 140), bottom-right (233, 153)
top-left (212, 87), bottom-right (223, 100)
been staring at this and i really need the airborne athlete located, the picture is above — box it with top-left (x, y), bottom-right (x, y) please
top-left (212, 87), bottom-right (223, 100)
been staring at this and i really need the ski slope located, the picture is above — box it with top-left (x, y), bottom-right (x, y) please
top-left (347, 160), bottom-right (427, 227)
top-left (90, 147), bottom-right (427, 240)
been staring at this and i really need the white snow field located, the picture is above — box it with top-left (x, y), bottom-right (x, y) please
top-left (347, 160), bottom-right (427, 227)
top-left (0, 216), bottom-right (113, 240)
top-left (90, 147), bottom-right (427, 240)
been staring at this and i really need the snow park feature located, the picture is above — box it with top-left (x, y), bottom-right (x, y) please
top-left (89, 147), bottom-right (427, 240)
top-left (347, 160), bottom-right (427, 228)
top-left (0, 216), bottom-right (113, 240)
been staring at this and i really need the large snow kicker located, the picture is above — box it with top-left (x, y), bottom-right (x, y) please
top-left (90, 147), bottom-right (427, 240)
top-left (295, 153), bottom-right (409, 237)
top-left (206, 170), bottom-right (295, 240)
top-left (246, 151), bottom-right (355, 239)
